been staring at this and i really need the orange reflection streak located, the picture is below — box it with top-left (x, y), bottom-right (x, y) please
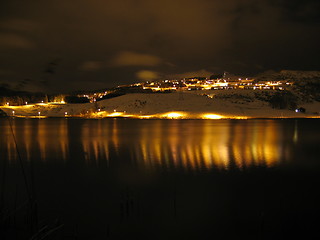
top-left (1, 119), bottom-right (289, 170)
top-left (112, 119), bottom-right (119, 154)
top-left (4, 120), bottom-right (63, 162)
top-left (23, 119), bottom-right (32, 162)
top-left (264, 121), bottom-right (281, 167)
top-left (6, 121), bottom-right (16, 162)
top-left (168, 122), bottom-right (179, 169)
top-left (153, 122), bottom-right (163, 166)
top-left (81, 123), bottom-right (91, 162)
top-left (139, 122), bottom-right (159, 169)
top-left (81, 120), bottom-right (111, 164)
top-left (37, 120), bottom-right (47, 161)
top-left (6, 136), bottom-right (16, 162)
top-left (203, 122), bottom-right (230, 169)
top-left (59, 119), bottom-right (69, 161)
top-left (134, 120), bottom-right (286, 170)
top-left (232, 122), bottom-right (250, 168)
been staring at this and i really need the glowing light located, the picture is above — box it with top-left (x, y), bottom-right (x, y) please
top-left (162, 112), bottom-right (185, 119)
top-left (139, 115), bottom-right (153, 119)
top-left (168, 112), bottom-right (182, 118)
top-left (203, 114), bottom-right (224, 119)
top-left (65, 112), bottom-right (68, 115)
top-left (108, 112), bottom-right (123, 117)
top-left (233, 116), bottom-right (249, 119)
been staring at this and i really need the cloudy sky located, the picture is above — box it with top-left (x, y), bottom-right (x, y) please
top-left (0, 0), bottom-right (319, 92)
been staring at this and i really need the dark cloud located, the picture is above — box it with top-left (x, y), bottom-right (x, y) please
top-left (111, 51), bottom-right (162, 67)
top-left (0, 18), bottom-right (40, 32)
top-left (0, 0), bottom-right (319, 93)
top-left (0, 33), bottom-right (35, 49)
top-left (269, 0), bottom-right (320, 24)
top-left (80, 61), bottom-right (103, 71)
top-left (136, 70), bottom-right (160, 81)
top-left (166, 69), bottom-right (213, 79)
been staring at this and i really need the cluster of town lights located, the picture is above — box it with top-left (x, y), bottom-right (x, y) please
top-left (2, 100), bottom-right (66, 107)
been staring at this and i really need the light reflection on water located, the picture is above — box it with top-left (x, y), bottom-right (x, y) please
top-left (1, 118), bottom-right (295, 170)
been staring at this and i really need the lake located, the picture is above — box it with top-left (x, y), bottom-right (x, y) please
top-left (1, 118), bottom-right (320, 239)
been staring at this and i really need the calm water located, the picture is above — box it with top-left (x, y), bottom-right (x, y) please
top-left (1, 118), bottom-right (320, 239)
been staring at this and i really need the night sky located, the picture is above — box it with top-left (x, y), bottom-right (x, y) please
top-left (0, 0), bottom-right (319, 93)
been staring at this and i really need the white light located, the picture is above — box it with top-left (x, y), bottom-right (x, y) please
top-left (168, 113), bottom-right (181, 118)
top-left (164, 112), bottom-right (184, 118)
top-left (203, 114), bottom-right (223, 119)
top-left (108, 112), bottom-right (122, 117)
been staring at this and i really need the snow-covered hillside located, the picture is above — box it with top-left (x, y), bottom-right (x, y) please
top-left (1, 91), bottom-right (320, 118)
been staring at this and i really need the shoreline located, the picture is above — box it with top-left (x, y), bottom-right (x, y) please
top-left (1, 92), bottom-right (320, 120)
top-left (1, 114), bottom-right (319, 120)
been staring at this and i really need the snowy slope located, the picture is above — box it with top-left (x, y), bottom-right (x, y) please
top-left (1, 92), bottom-right (320, 118)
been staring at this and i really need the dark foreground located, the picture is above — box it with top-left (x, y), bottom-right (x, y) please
top-left (1, 118), bottom-right (320, 239)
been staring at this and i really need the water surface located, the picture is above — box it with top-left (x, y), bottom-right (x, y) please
top-left (1, 118), bottom-right (320, 239)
